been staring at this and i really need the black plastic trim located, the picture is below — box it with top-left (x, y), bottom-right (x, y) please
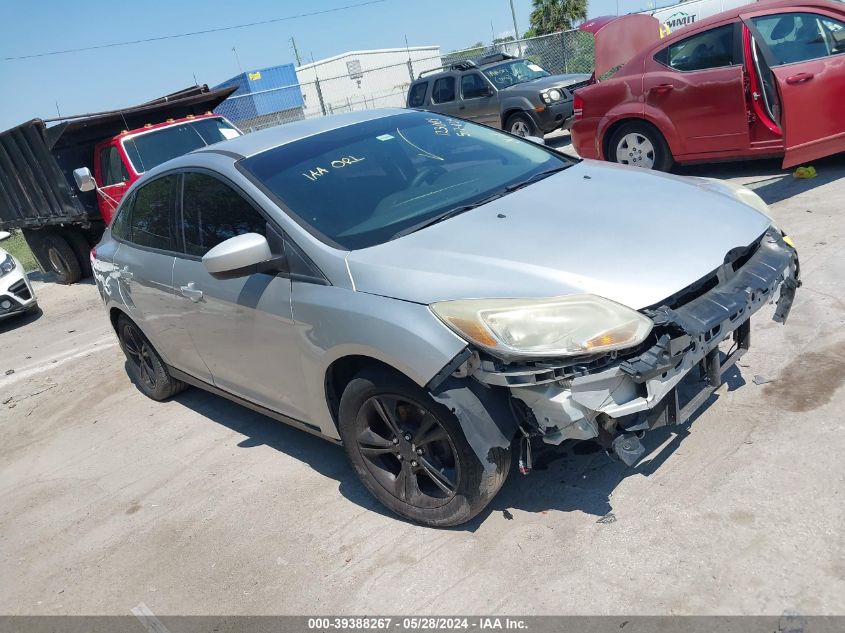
top-left (168, 366), bottom-right (336, 443)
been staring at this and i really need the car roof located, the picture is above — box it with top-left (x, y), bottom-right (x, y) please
top-left (135, 108), bottom-right (415, 182)
top-left (191, 108), bottom-right (413, 159)
top-left (658, 0), bottom-right (842, 43)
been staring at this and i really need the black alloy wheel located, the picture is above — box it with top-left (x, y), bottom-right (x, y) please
top-left (355, 395), bottom-right (460, 507)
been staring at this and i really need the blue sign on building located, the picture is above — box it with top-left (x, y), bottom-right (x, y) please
top-left (214, 63), bottom-right (305, 124)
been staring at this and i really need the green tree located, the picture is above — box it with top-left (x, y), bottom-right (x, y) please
top-left (529, 0), bottom-right (588, 35)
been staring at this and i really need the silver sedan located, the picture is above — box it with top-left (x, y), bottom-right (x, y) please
top-left (92, 108), bottom-right (800, 526)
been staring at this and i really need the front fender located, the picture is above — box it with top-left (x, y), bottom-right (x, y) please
top-left (291, 282), bottom-right (468, 438)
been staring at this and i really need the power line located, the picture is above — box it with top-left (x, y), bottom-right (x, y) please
top-left (2, 0), bottom-right (386, 61)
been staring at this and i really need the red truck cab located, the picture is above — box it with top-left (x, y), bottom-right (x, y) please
top-left (91, 114), bottom-right (240, 223)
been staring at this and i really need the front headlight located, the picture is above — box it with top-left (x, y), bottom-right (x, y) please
top-left (0, 254), bottom-right (16, 277)
top-left (430, 295), bottom-right (653, 359)
top-left (548, 89), bottom-right (562, 101)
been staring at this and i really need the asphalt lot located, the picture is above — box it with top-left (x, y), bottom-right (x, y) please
top-left (1, 140), bottom-right (843, 616)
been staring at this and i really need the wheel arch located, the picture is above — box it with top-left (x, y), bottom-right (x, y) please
top-left (324, 354), bottom-right (412, 430)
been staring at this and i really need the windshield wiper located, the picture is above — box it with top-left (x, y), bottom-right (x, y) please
top-left (504, 165), bottom-right (570, 193)
top-left (390, 191), bottom-right (506, 240)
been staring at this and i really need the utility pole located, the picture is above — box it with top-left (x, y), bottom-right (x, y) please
top-left (290, 36), bottom-right (302, 66)
top-left (509, 0), bottom-right (523, 55)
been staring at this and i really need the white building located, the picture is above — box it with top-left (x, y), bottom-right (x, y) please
top-left (295, 46), bottom-right (442, 118)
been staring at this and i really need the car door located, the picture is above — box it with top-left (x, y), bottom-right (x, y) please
top-left (743, 9), bottom-right (845, 168)
top-left (94, 143), bottom-right (131, 224)
top-left (644, 23), bottom-right (750, 156)
top-left (458, 72), bottom-right (499, 127)
top-left (171, 170), bottom-right (308, 420)
top-left (428, 75), bottom-right (461, 117)
top-left (111, 174), bottom-right (209, 379)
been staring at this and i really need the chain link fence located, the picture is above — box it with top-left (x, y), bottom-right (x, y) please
top-left (442, 29), bottom-right (594, 76)
top-left (219, 29), bottom-right (595, 133)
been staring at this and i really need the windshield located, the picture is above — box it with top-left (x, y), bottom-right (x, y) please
top-left (122, 117), bottom-right (240, 173)
top-left (239, 111), bottom-right (572, 249)
top-left (482, 59), bottom-right (550, 89)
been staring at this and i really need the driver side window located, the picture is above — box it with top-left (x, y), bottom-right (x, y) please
top-left (99, 146), bottom-right (129, 186)
top-left (655, 24), bottom-right (737, 71)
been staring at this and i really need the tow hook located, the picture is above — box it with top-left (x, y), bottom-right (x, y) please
top-left (612, 433), bottom-right (645, 467)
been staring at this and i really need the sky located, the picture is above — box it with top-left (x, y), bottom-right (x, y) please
top-left (0, 0), bottom-right (668, 130)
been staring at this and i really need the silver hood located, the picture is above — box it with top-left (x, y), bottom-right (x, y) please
top-left (346, 160), bottom-right (772, 310)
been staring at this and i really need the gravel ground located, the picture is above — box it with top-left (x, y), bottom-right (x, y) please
top-left (1, 145), bottom-right (843, 616)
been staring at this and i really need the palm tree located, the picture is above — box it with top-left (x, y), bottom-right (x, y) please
top-left (529, 0), bottom-right (588, 35)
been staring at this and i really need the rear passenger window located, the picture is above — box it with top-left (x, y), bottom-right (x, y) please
top-left (129, 175), bottom-right (177, 251)
top-left (431, 77), bottom-right (456, 103)
top-left (656, 24), bottom-right (737, 71)
top-left (181, 173), bottom-right (266, 257)
top-left (408, 82), bottom-right (429, 107)
top-left (751, 12), bottom-right (845, 64)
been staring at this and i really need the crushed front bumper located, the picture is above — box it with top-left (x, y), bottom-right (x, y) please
top-left (502, 228), bottom-right (799, 464)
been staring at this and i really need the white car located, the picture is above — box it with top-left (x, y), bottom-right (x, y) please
top-left (0, 231), bottom-right (38, 319)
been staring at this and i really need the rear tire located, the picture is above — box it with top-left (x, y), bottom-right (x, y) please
top-left (65, 230), bottom-right (94, 279)
top-left (505, 112), bottom-right (537, 138)
top-left (42, 235), bottom-right (82, 284)
top-left (116, 315), bottom-right (186, 401)
top-left (608, 121), bottom-right (674, 171)
top-left (338, 368), bottom-right (511, 527)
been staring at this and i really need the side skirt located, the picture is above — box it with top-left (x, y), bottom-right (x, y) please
top-left (168, 366), bottom-right (340, 445)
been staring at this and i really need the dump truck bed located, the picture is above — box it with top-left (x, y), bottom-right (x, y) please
top-left (0, 85), bottom-right (237, 231)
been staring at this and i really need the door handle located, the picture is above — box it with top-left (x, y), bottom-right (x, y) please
top-left (786, 72), bottom-right (814, 84)
top-left (458, 105), bottom-right (466, 110)
top-left (179, 282), bottom-right (204, 302)
top-left (650, 83), bottom-right (674, 94)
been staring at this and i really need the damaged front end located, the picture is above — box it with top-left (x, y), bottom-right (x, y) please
top-left (431, 227), bottom-right (800, 470)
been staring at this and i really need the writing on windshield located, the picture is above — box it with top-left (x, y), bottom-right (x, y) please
top-left (482, 59), bottom-right (550, 89)
top-left (239, 111), bottom-right (571, 250)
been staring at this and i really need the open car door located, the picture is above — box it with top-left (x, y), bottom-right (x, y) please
top-left (741, 5), bottom-right (845, 168)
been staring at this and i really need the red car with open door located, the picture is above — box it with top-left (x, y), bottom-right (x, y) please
top-left (571, 0), bottom-right (845, 170)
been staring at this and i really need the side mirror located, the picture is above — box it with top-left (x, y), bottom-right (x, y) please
top-left (524, 135), bottom-right (546, 146)
top-left (202, 233), bottom-right (286, 279)
top-left (484, 86), bottom-right (494, 97)
top-left (0, 231), bottom-right (10, 242)
top-left (73, 167), bottom-right (96, 192)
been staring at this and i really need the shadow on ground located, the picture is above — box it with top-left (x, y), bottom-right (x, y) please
top-left (0, 306), bottom-right (42, 333)
top-left (162, 365), bottom-right (748, 531)
top-left (673, 153), bottom-right (845, 205)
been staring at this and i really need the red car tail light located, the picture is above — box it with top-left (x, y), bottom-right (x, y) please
top-left (573, 93), bottom-right (585, 118)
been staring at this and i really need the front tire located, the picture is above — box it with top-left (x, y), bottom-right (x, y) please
top-left (117, 315), bottom-right (186, 401)
top-left (608, 121), bottom-right (673, 171)
top-left (505, 112), bottom-right (537, 138)
top-left (338, 368), bottom-right (511, 527)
